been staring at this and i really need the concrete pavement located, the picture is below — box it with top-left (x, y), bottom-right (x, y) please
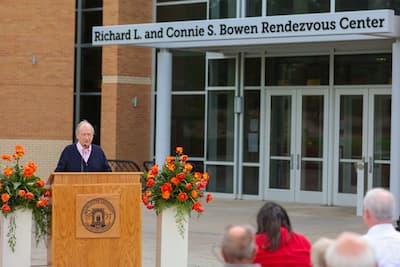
top-left (141, 199), bottom-right (367, 267)
top-left (32, 199), bottom-right (368, 266)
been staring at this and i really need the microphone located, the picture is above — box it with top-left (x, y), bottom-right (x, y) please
top-left (81, 156), bottom-right (84, 172)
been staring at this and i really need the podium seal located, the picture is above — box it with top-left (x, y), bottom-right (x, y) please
top-left (80, 197), bottom-right (116, 233)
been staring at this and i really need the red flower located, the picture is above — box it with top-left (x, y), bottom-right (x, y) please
top-left (36, 179), bottom-right (45, 187)
top-left (180, 155), bottom-right (188, 162)
top-left (151, 164), bottom-right (159, 175)
top-left (176, 172), bottom-right (185, 181)
top-left (194, 172), bottom-right (202, 180)
top-left (15, 145), bottom-right (25, 157)
top-left (23, 166), bottom-right (34, 177)
top-left (1, 204), bottom-right (11, 212)
top-left (161, 183), bottom-right (172, 193)
top-left (178, 192), bottom-right (188, 202)
top-left (142, 195), bottom-right (149, 205)
top-left (191, 190), bottom-right (198, 199)
top-left (184, 183), bottom-right (192, 190)
top-left (166, 157), bottom-right (175, 164)
top-left (3, 167), bottom-right (13, 177)
top-left (36, 198), bottom-right (49, 207)
top-left (176, 147), bottom-right (183, 155)
top-left (18, 190), bottom-right (26, 197)
top-left (1, 154), bottom-right (11, 161)
top-left (184, 163), bottom-right (193, 172)
top-left (170, 177), bottom-right (179, 186)
top-left (1, 193), bottom-right (10, 202)
top-left (44, 189), bottom-right (52, 197)
top-left (206, 193), bottom-right (213, 203)
top-left (25, 192), bottom-right (34, 199)
top-left (192, 201), bottom-right (204, 213)
top-left (166, 163), bottom-right (175, 171)
top-left (146, 178), bottom-right (155, 187)
top-left (162, 191), bottom-right (170, 200)
top-left (146, 204), bottom-right (155, 209)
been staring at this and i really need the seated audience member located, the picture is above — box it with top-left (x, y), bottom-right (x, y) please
top-left (221, 224), bottom-right (261, 267)
top-left (363, 187), bottom-right (400, 267)
top-left (325, 232), bottom-right (376, 267)
top-left (311, 237), bottom-right (334, 267)
top-left (252, 202), bottom-right (312, 267)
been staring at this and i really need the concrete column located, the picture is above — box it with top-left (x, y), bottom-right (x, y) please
top-left (155, 49), bottom-right (172, 166)
top-left (390, 40), bottom-right (400, 219)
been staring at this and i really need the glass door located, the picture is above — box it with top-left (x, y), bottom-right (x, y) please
top-left (265, 90), bottom-right (296, 202)
top-left (265, 89), bottom-right (328, 203)
top-left (333, 88), bottom-right (391, 206)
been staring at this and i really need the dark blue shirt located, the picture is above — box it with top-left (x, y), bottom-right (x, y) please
top-left (54, 144), bottom-right (112, 172)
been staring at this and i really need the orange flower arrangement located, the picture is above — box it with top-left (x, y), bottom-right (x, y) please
top-left (0, 145), bottom-right (51, 252)
top-left (141, 147), bottom-right (212, 234)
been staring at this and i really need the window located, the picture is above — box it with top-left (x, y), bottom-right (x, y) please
top-left (208, 58), bottom-right (236, 87)
top-left (334, 54), bottom-right (391, 85)
top-left (266, 56), bottom-right (329, 86)
top-left (336, 0), bottom-right (400, 14)
top-left (75, 0), bottom-right (103, 144)
top-left (267, 0), bottom-right (329, 16)
top-left (209, 0), bottom-right (237, 19)
top-left (207, 91), bottom-right (235, 161)
top-left (157, 3), bottom-right (207, 22)
top-left (173, 51), bottom-right (205, 91)
top-left (171, 95), bottom-right (205, 157)
top-left (245, 0), bottom-right (262, 17)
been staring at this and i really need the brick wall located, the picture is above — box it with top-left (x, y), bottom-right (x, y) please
top-left (0, 0), bottom-right (75, 140)
top-left (101, 0), bottom-right (153, 168)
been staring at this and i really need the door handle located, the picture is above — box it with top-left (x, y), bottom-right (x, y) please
top-left (290, 154), bottom-right (294, 170)
top-left (368, 157), bottom-right (373, 174)
top-left (297, 154), bottom-right (300, 170)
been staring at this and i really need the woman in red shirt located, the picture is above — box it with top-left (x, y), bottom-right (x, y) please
top-left (253, 202), bottom-right (312, 267)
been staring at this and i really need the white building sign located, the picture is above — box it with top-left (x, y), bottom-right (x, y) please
top-left (93, 10), bottom-right (399, 47)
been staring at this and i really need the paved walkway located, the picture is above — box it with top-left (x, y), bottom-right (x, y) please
top-left (32, 199), bottom-right (368, 267)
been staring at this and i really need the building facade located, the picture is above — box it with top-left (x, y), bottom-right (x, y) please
top-left (95, 0), bottom-right (400, 215)
top-left (2, 0), bottom-right (399, 215)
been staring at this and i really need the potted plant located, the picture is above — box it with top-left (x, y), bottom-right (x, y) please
top-left (0, 145), bottom-right (51, 262)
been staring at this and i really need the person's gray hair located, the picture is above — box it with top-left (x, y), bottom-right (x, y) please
top-left (221, 224), bottom-right (256, 263)
top-left (325, 232), bottom-right (375, 267)
top-left (75, 120), bottom-right (95, 136)
top-left (363, 187), bottom-right (394, 221)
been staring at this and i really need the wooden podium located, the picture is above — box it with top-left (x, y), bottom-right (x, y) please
top-left (48, 172), bottom-right (142, 267)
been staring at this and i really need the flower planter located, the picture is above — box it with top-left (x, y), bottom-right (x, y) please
top-left (0, 208), bottom-right (32, 267)
top-left (156, 207), bottom-right (189, 267)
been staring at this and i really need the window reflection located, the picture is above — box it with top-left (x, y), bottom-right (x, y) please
top-left (173, 51), bottom-right (205, 91)
top-left (80, 48), bottom-right (102, 92)
top-left (209, 0), bottom-right (236, 19)
top-left (171, 95), bottom-right (205, 157)
top-left (335, 54), bottom-right (392, 85)
top-left (336, 0), bottom-right (400, 14)
top-left (243, 91), bottom-right (260, 162)
top-left (267, 0), bottom-right (329, 16)
top-left (245, 0), bottom-right (262, 17)
top-left (206, 165), bottom-right (234, 193)
top-left (207, 91), bottom-right (235, 161)
top-left (243, 167), bottom-right (259, 195)
top-left (266, 56), bottom-right (329, 86)
top-left (208, 58), bottom-right (236, 87)
top-left (157, 3), bottom-right (207, 22)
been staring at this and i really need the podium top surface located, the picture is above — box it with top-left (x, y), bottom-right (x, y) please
top-left (49, 172), bottom-right (143, 185)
